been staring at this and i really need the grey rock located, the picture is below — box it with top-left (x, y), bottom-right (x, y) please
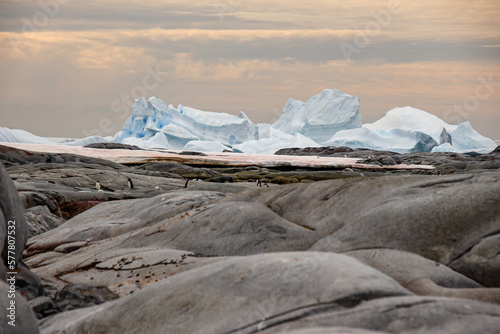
top-left (26, 190), bottom-right (225, 255)
top-left (39, 252), bottom-right (410, 334)
top-left (139, 162), bottom-right (220, 179)
top-left (449, 233), bottom-right (500, 288)
top-left (344, 248), bottom-right (500, 304)
top-left (55, 283), bottom-right (119, 312)
top-left (0, 280), bottom-right (39, 334)
top-left (308, 173), bottom-right (500, 287)
top-left (115, 201), bottom-right (318, 256)
top-left (222, 172), bottom-right (500, 287)
top-left (29, 296), bottom-right (56, 315)
top-left (53, 241), bottom-right (88, 254)
top-left (284, 328), bottom-right (386, 334)
top-left (24, 206), bottom-right (66, 238)
top-left (0, 162), bottom-right (29, 274)
top-left (263, 296), bottom-right (500, 334)
top-left (344, 248), bottom-right (481, 289)
top-left (439, 128), bottom-right (453, 145)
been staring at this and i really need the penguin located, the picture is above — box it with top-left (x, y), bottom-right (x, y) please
top-left (184, 179), bottom-right (189, 189)
top-left (127, 177), bottom-right (134, 190)
top-left (95, 181), bottom-right (102, 191)
top-left (257, 180), bottom-right (269, 188)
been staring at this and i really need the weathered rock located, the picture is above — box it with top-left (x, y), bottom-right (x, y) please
top-left (222, 172), bottom-right (500, 287)
top-left (284, 329), bottom-right (386, 334)
top-left (263, 296), bottom-right (500, 334)
top-left (139, 162), bottom-right (220, 179)
top-left (115, 201), bottom-right (318, 257)
top-left (25, 190), bottom-right (226, 256)
top-left (274, 146), bottom-right (500, 174)
top-left (344, 248), bottom-right (481, 289)
top-left (206, 175), bottom-right (236, 183)
top-left (448, 233), bottom-right (500, 288)
top-left (29, 296), bottom-right (56, 318)
top-left (344, 248), bottom-right (500, 304)
top-left (306, 173), bottom-right (500, 287)
top-left (275, 146), bottom-right (354, 156)
top-left (0, 144), bottom-right (125, 169)
top-left (39, 252), bottom-right (411, 334)
top-left (24, 205), bottom-right (66, 237)
top-left (55, 283), bottom-right (119, 312)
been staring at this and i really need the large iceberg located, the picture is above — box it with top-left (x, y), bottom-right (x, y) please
top-left (272, 88), bottom-right (361, 144)
top-left (0, 90), bottom-right (496, 154)
top-left (364, 107), bottom-right (496, 151)
top-left (324, 127), bottom-right (439, 154)
top-left (324, 107), bottom-right (496, 154)
top-left (117, 97), bottom-right (259, 150)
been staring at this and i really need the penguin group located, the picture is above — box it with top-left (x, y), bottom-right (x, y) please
top-left (94, 177), bottom-right (135, 192)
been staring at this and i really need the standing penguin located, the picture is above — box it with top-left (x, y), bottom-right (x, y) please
top-left (95, 181), bottom-right (102, 191)
top-left (127, 177), bottom-right (134, 190)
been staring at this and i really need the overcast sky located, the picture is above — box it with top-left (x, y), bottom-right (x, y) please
top-left (0, 0), bottom-right (499, 140)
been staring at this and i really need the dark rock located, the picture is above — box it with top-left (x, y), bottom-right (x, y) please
top-left (55, 283), bottom-right (119, 312)
top-left (84, 143), bottom-right (142, 150)
top-left (139, 162), bottom-right (219, 179)
top-left (271, 176), bottom-right (292, 184)
top-left (439, 128), bottom-right (453, 145)
top-left (29, 296), bottom-right (56, 316)
top-left (206, 176), bottom-right (235, 183)
top-left (275, 146), bottom-right (354, 156)
top-left (178, 151), bottom-right (207, 156)
top-left (0, 144), bottom-right (127, 169)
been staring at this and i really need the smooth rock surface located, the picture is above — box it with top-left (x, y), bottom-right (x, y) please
top-left (39, 252), bottom-right (410, 334)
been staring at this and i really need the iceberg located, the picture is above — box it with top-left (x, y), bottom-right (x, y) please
top-left (0, 127), bottom-right (57, 145)
top-left (272, 88), bottom-right (361, 144)
top-left (117, 97), bottom-right (259, 150)
top-left (0, 90), bottom-right (495, 155)
top-left (234, 132), bottom-right (319, 155)
top-left (0, 127), bottom-right (108, 146)
top-left (447, 121), bottom-right (497, 152)
top-left (357, 107), bottom-right (496, 153)
top-left (324, 127), bottom-right (439, 154)
top-left (183, 140), bottom-right (230, 153)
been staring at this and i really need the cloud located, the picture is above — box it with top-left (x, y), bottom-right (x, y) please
top-left (0, 0), bottom-right (499, 140)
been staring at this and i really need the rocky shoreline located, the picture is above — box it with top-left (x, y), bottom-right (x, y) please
top-left (1, 144), bottom-right (500, 333)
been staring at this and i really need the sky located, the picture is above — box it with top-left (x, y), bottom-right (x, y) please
top-left (0, 0), bottom-right (499, 140)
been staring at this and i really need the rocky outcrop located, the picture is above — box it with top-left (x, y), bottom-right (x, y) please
top-left (2, 144), bottom-right (500, 333)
